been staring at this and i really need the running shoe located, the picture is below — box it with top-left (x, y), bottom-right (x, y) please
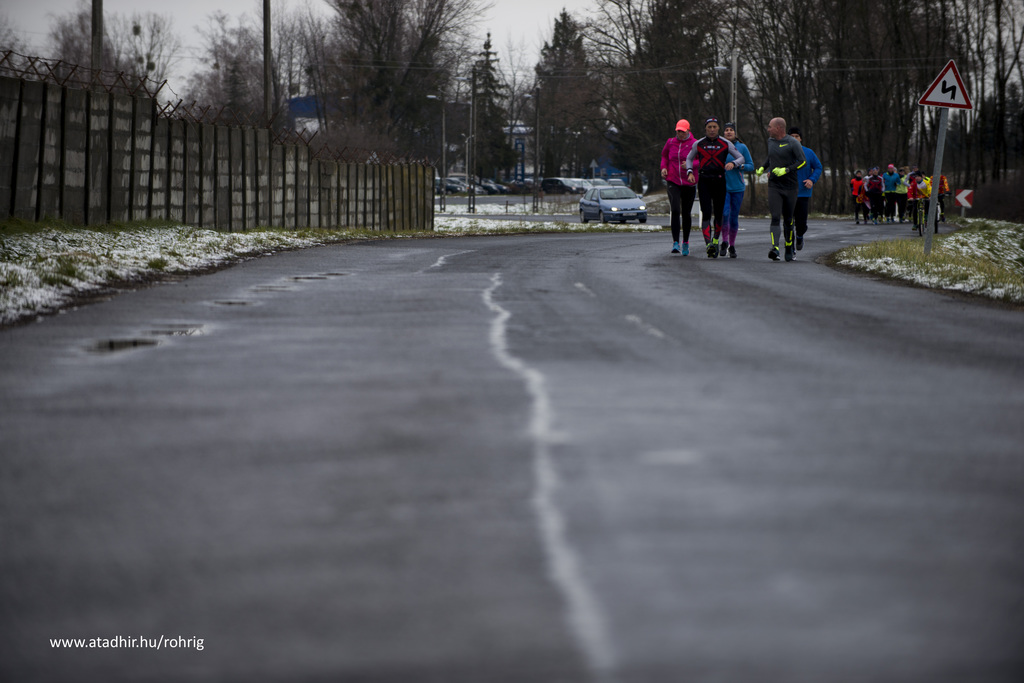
top-left (672, 241), bottom-right (680, 254)
top-left (769, 248), bottom-right (780, 261)
top-left (728, 245), bottom-right (737, 258)
top-left (796, 236), bottom-right (804, 250)
top-left (707, 242), bottom-right (718, 258)
top-left (681, 242), bottom-right (689, 256)
top-left (785, 246), bottom-right (795, 262)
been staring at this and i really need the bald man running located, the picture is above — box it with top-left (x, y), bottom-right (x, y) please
top-left (756, 117), bottom-right (806, 261)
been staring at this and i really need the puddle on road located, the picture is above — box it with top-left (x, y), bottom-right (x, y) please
top-left (89, 338), bottom-right (161, 353)
top-left (146, 324), bottom-right (205, 337)
top-left (250, 284), bottom-right (296, 293)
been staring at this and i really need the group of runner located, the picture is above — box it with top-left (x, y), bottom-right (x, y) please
top-left (849, 165), bottom-right (949, 234)
top-left (660, 116), bottom-right (821, 262)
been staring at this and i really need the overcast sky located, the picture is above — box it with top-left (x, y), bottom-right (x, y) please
top-left (1, 0), bottom-right (592, 91)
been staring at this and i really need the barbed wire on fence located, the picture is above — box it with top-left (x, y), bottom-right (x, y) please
top-left (0, 50), bottom-right (167, 98)
top-left (0, 50), bottom-right (434, 168)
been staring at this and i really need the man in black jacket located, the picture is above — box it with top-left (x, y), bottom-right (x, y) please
top-left (756, 117), bottom-right (806, 261)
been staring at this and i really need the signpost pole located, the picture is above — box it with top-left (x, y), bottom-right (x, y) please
top-left (923, 107), bottom-right (948, 255)
top-left (918, 60), bottom-right (972, 255)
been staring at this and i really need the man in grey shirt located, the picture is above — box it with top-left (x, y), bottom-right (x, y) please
top-left (756, 117), bottom-right (806, 261)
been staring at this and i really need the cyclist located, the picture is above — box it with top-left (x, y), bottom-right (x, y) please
top-left (788, 127), bottom-right (822, 251)
top-left (686, 117), bottom-right (746, 258)
top-left (661, 119), bottom-right (698, 255)
top-left (937, 174), bottom-right (950, 222)
top-left (755, 117), bottom-right (806, 262)
top-left (721, 122), bottom-right (754, 258)
top-left (907, 170), bottom-right (933, 235)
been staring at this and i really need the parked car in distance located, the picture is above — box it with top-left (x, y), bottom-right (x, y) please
top-left (579, 187), bottom-right (648, 224)
top-left (504, 180), bottom-right (533, 194)
top-left (541, 177), bottom-right (585, 194)
top-left (588, 178), bottom-right (612, 187)
top-left (480, 178), bottom-right (509, 194)
top-left (607, 178), bottom-right (628, 188)
top-left (443, 177), bottom-right (468, 193)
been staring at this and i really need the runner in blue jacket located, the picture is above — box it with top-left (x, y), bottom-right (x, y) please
top-left (788, 127), bottom-right (822, 251)
top-left (721, 122), bottom-right (754, 258)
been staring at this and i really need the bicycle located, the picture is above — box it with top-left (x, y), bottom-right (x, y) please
top-left (913, 198), bottom-right (925, 236)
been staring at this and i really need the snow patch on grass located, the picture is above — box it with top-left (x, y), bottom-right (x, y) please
top-left (836, 220), bottom-right (1024, 304)
top-left (0, 226), bottom-right (349, 325)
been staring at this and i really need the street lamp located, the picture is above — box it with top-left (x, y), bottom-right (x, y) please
top-left (454, 72), bottom-right (477, 214)
top-left (463, 134), bottom-right (474, 199)
top-left (665, 81), bottom-right (681, 119)
top-left (713, 56), bottom-right (738, 124)
top-left (525, 86), bottom-right (540, 212)
top-left (427, 94), bottom-right (446, 212)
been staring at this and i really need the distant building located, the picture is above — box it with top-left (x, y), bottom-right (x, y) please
top-left (288, 96), bottom-right (323, 133)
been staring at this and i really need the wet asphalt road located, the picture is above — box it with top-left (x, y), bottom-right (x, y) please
top-left (2, 219), bottom-right (1023, 682)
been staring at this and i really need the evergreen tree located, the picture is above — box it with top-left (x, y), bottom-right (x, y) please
top-left (473, 33), bottom-right (516, 179)
top-left (535, 10), bottom-right (603, 177)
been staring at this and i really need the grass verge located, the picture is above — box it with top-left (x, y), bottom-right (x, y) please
top-left (831, 219), bottom-right (1024, 305)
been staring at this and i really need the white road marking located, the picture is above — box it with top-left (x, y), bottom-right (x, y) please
top-left (625, 314), bottom-right (667, 340)
top-left (483, 273), bottom-right (617, 680)
top-left (640, 449), bottom-right (705, 466)
top-left (424, 250), bottom-right (475, 271)
top-left (575, 282), bottom-right (597, 297)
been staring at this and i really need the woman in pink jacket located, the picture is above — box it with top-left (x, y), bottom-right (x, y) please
top-left (660, 119), bottom-right (698, 255)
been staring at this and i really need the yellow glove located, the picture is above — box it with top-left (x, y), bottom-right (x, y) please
top-left (755, 167), bottom-right (764, 176)
top-left (772, 167), bottom-right (788, 177)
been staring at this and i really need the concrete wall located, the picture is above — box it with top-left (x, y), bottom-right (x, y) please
top-left (0, 75), bottom-right (434, 231)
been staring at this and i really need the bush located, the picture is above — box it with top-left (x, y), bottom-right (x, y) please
top-left (973, 175), bottom-right (1024, 221)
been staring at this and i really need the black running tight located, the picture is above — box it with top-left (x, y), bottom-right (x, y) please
top-left (666, 181), bottom-right (697, 243)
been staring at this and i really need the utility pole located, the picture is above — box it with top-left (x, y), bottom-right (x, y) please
top-left (730, 51), bottom-right (738, 125)
top-left (263, 0), bottom-right (272, 128)
top-left (427, 95), bottom-right (447, 212)
top-left (469, 37), bottom-right (498, 214)
top-left (469, 67), bottom-right (476, 214)
top-left (533, 85), bottom-right (540, 213)
top-left (90, 0), bottom-right (103, 74)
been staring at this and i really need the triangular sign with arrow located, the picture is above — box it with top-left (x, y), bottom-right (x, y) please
top-left (919, 60), bottom-right (973, 109)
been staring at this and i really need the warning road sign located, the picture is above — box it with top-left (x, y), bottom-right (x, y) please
top-left (954, 189), bottom-right (974, 208)
top-left (919, 60), bottom-right (973, 109)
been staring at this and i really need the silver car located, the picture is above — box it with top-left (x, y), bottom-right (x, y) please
top-left (579, 187), bottom-right (648, 224)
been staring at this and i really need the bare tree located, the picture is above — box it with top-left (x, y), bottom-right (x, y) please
top-left (107, 13), bottom-right (182, 83)
top-left (185, 5), bottom-right (311, 126)
top-left (0, 12), bottom-right (29, 54)
top-left (185, 12), bottom-right (263, 114)
top-left (46, 0), bottom-right (110, 70)
top-left (44, 0), bottom-right (181, 82)
top-left (586, 0), bottom-right (725, 186)
top-left (322, 0), bottom-right (485, 155)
